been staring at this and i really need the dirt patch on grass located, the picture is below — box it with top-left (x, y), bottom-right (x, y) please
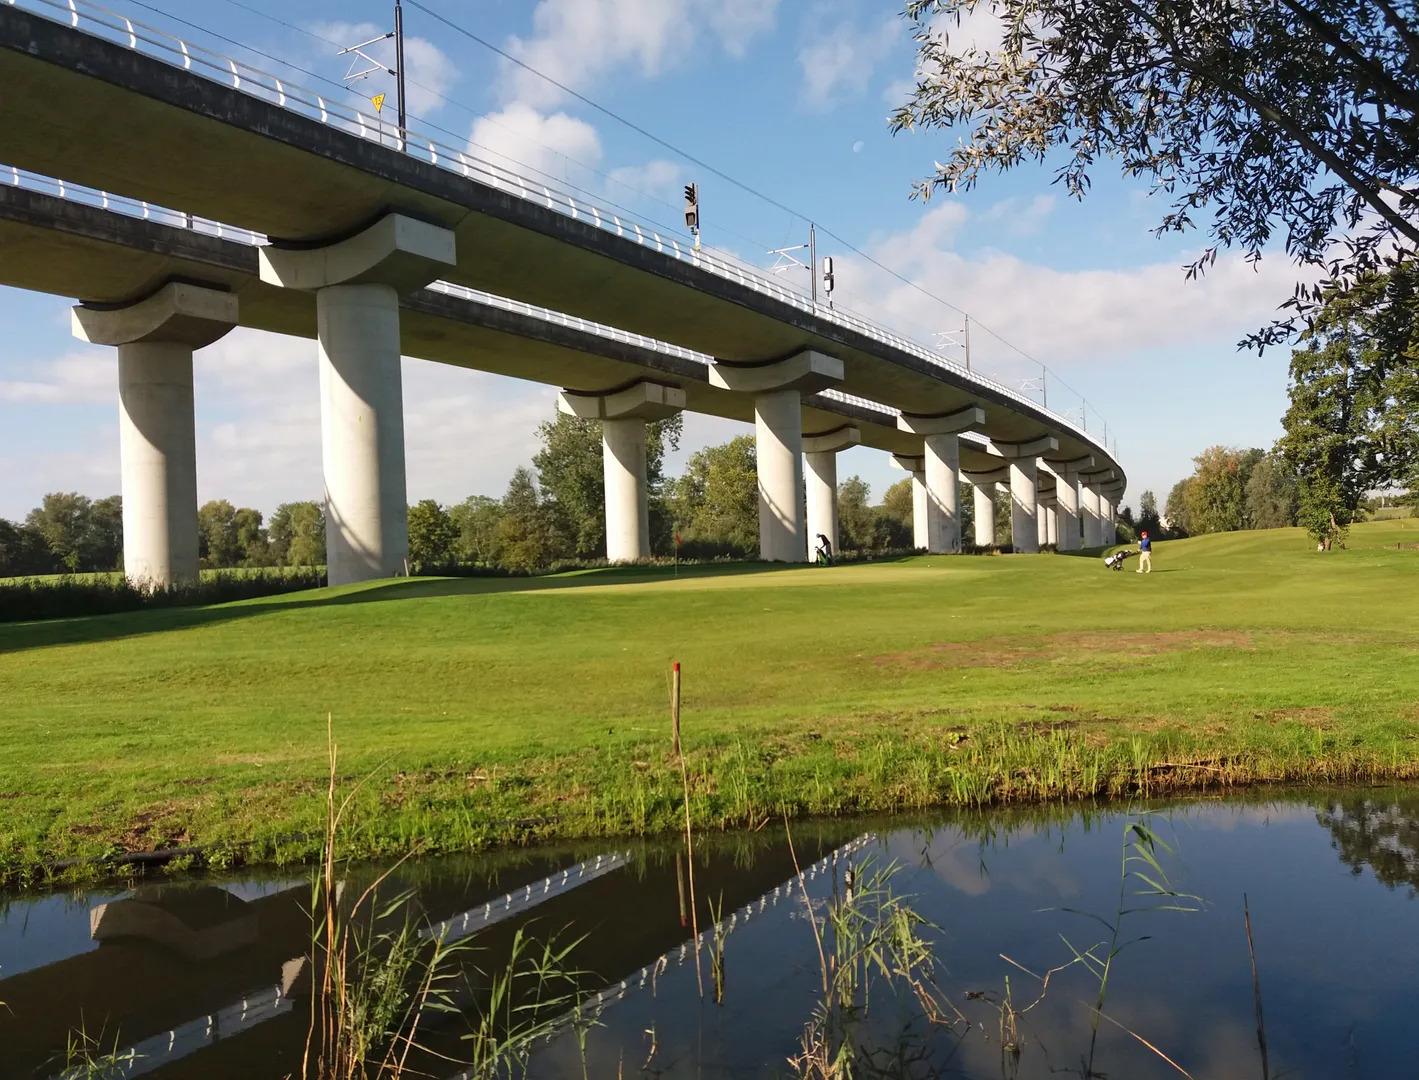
top-left (876, 630), bottom-right (1254, 671)
top-left (1264, 706), bottom-right (1337, 728)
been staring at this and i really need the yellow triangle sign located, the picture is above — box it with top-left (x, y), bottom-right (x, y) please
top-left (371, 93), bottom-right (386, 114)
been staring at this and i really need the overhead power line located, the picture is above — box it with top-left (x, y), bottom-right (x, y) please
top-left (401, 0), bottom-right (1072, 390)
top-left (128, 0), bottom-right (1094, 426)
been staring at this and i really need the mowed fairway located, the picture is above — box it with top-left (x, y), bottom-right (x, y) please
top-left (3, 521), bottom-right (1418, 882)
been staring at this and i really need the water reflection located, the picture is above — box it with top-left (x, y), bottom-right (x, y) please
top-left (0, 789), bottom-right (1417, 1078)
top-left (1317, 794), bottom-right (1419, 893)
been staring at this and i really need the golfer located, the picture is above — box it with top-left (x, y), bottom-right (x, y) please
top-left (1137, 530), bottom-right (1153, 574)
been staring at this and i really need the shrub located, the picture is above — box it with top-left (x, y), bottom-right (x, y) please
top-left (0, 567), bottom-right (326, 623)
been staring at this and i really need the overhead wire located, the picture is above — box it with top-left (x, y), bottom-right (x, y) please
top-left (401, 0), bottom-right (1094, 416)
top-left (113, 0), bottom-right (1101, 433)
top-left (203, 0), bottom-right (781, 261)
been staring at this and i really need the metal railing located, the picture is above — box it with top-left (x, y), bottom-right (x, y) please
top-left (6, 165), bottom-right (915, 426)
top-left (4, 0), bottom-right (1116, 464)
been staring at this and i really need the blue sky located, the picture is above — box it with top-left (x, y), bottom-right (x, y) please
top-left (0, 0), bottom-right (1301, 520)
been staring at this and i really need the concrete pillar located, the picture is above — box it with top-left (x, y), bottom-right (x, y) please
top-left (924, 435), bottom-right (961, 553)
top-left (898, 407), bottom-right (984, 555)
top-left (891, 454), bottom-right (929, 549)
top-left (72, 282), bottom-right (237, 587)
top-left (603, 419), bottom-right (650, 560)
top-left (972, 482), bottom-right (996, 547)
top-left (260, 213), bottom-right (456, 584)
top-left (316, 283), bottom-right (407, 582)
top-left (1055, 473), bottom-right (1082, 551)
top-left (803, 426), bottom-right (862, 555)
top-left (1099, 495), bottom-right (1116, 546)
top-left (1010, 458), bottom-right (1040, 554)
top-left (983, 436), bottom-right (1057, 555)
top-left (709, 351), bottom-right (843, 562)
top-left (1081, 483), bottom-right (1103, 548)
top-left (911, 472), bottom-right (931, 549)
top-left (1037, 498), bottom-right (1050, 548)
top-left (755, 389), bottom-right (805, 562)
top-left (560, 382), bottom-right (686, 562)
top-left (1045, 501), bottom-right (1059, 547)
top-left (1104, 488), bottom-right (1125, 546)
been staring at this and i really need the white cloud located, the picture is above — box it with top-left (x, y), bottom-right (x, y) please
top-left (930, 6), bottom-right (1007, 56)
top-left (981, 194), bottom-right (1057, 237)
top-left (401, 364), bottom-right (552, 505)
top-left (188, 330), bottom-right (559, 512)
top-left (309, 21), bottom-right (459, 116)
top-left (470, 103), bottom-right (603, 180)
top-left (499, 0), bottom-right (780, 111)
top-left (799, 17), bottom-right (901, 110)
top-left (0, 350), bottom-right (112, 404)
top-left (834, 204), bottom-right (1300, 381)
top-left (883, 7), bottom-right (1004, 106)
top-left (606, 159), bottom-right (685, 203)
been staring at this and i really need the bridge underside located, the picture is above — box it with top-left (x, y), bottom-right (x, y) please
top-left (0, 184), bottom-right (1027, 473)
top-left (0, 4), bottom-right (1120, 479)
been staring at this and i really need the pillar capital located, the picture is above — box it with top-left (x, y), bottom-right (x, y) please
top-left (559, 381), bottom-right (685, 422)
top-left (803, 425), bottom-right (861, 455)
top-left (259, 212), bottom-right (456, 294)
top-left (1049, 455), bottom-right (1094, 476)
top-left (985, 435), bottom-right (1059, 459)
top-left (891, 453), bottom-right (925, 475)
top-left (1009, 457), bottom-right (1041, 553)
top-left (72, 281), bottom-right (237, 349)
top-left (708, 350), bottom-right (842, 395)
top-left (896, 405), bottom-right (984, 437)
top-left (963, 466), bottom-right (1010, 486)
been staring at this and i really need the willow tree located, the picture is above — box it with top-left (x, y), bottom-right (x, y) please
top-left (891, 0), bottom-right (1419, 348)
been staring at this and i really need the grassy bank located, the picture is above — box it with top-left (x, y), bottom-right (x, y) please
top-left (2, 521), bottom-right (1417, 886)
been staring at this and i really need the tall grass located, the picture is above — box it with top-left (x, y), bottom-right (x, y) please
top-left (302, 720), bottom-right (594, 1079)
top-left (0, 566), bottom-right (325, 622)
top-left (786, 845), bottom-right (961, 1079)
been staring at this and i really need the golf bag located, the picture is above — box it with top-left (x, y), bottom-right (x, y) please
top-left (1103, 550), bottom-right (1136, 571)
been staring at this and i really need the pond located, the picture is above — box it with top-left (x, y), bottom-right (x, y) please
top-left (3, 787), bottom-right (1418, 1078)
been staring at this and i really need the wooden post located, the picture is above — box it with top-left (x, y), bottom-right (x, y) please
top-left (671, 661), bottom-right (682, 756)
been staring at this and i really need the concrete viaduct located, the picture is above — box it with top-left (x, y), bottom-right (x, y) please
top-left (0, 2), bottom-right (1125, 586)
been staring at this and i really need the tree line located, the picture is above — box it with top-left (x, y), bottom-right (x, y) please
top-left (1145, 262), bottom-right (1418, 548)
top-left (5, 401), bottom-right (1050, 580)
top-left (1, 410), bottom-right (944, 579)
top-left (0, 493), bottom-right (328, 577)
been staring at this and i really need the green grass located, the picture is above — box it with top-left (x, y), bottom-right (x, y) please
top-left (3, 521), bottom-right (1418, 886)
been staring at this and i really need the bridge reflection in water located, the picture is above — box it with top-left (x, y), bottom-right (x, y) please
top-left (0, 824), bottom-right (874, 1079)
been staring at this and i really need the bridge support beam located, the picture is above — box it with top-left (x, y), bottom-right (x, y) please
top-left (1044, 460), bottom-right (1088, 552)
top-left (72, 282), bottom-right (237, 587)
top-left (803, 426), bottom-right (861, 556)
top-left (972, 482), bottom-right (996, 547)
top-left (985, 437), bottom-right (1059, 554)
top-left (1104, 485), bottom-right (1125, 546)
top-left (891, 454), bottom-right (931, 549)
top-left (1010, 460), bottom-right (1040, 553)
top-left (559, 382), bottom-right (686, 562)
top-left (1081, 482), bottom-right (1103, 548)
top-left (710, 351), bottom-right (843, 562)
top-left (260, 214), bottom-right (456, 585)
top-left (898, 407), bottom-right (984, 554)
top-left (964, 466), bottom-right (1009, 550)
